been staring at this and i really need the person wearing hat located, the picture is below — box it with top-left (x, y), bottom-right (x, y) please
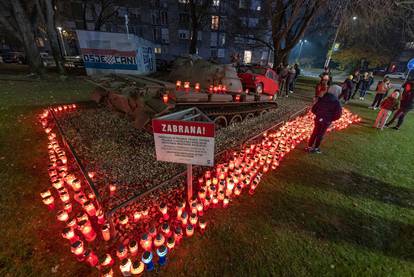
top-left (306, 85), bottom-right (343, 154)
top-left (369, 77), bottom-right (391, 109)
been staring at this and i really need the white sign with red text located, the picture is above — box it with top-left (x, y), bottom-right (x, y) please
top-left (152, 119), bottom-right (215, 166)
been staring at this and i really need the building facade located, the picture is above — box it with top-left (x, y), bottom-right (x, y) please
top-left (58, 0), bottom-right (271, 65)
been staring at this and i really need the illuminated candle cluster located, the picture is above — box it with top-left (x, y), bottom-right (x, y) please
top-left (38, 105), bottom-right (359, 276)
top-left (208, 83), bottom-right (228, 94)
top-left (38, 106), bottom-right (113, 270)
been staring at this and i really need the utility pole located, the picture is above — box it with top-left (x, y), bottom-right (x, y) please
top-left (124, 14), bottom-right (130, 39)
top-left (56, 27), bottom-right (67, 57)
top-left (324, 0), bottom-right (351, 69)
top-left (296, 40), bottom-right (307, 63)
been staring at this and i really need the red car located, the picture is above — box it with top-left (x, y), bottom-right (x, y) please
top-left (237, 66), bottom-right (280, 96)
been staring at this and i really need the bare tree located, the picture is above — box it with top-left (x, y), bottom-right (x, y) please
top-left (264, 0), bottom-right (326, 67)
top-left (226, 1), bottom-right (274, 55)
top-left (187, 0), bottom-right (213, 54)
top-left (0, 0), bottom-right (44, 74)
top-left (331, 0), bottom-right (414, 67)
top-left (79, 0), bottom-right (120, 31)
top-left (35, 0), bottom-right (65, 74)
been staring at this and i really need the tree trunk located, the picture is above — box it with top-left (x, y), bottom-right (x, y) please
top-left (189, 1), bottom-right (198, 54)
top-left (282, 53), bottom-right (289, 65)
top-left (82, 0), bottom-right (88, 29)
top-left (11, 0), bottom-right (44, 75)
top-left (272, 38), bottom-right (283, 68)
top-left (189, 25), bottom-right (198, 54)
top-left (42, 0), bottom-right (66, 74)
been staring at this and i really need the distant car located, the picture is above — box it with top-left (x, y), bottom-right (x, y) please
top-left (2, 51), bottom-right (26, 64)
top-left (237, 66), bottom-right (279, 96)
top-left (64, 56), bottom-right (84, 68)
top-left (40, 52), bottom-right (56, 67)
top-left (385, 72), bottom-right (407, 80)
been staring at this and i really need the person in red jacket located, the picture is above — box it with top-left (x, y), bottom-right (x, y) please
top-left (385, 82), bottom-right (414, 130)
top-left (373, 90), bottom-right (400, 130)
top-left (370, 78), bottom-right (391, 109)
top-left (307, 85), bottom-right (343, 154)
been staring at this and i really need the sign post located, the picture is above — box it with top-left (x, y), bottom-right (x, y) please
top-left (187, 164), bottom-right (192, 203)
top-left (406, 58), bottom-right (414, 83)
top-left (152, 108), bottom-right (215, 202)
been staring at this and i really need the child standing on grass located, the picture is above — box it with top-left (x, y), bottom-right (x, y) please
top-left (370, 78), bottom-right (391, 109)
top-left (374, 90), bottom-right (400, 130)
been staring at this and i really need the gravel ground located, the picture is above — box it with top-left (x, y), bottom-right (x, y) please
top-left (57, 95), bottom-right (310, 211)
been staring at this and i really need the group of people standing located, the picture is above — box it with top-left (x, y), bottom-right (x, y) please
top-left (276, 63), bottom-right (301, 97)
top-left (375, 82), bottom-right (414, 130)
top-left (340, 70), bottom-right (375, 102)
top-left (308, 69), bottom-right (414, 153)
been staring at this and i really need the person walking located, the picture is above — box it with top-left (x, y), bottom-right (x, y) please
top-left (315, 74), bottom-right (330, 101)
top-left (279, 64), bottom-right (289, 97)
top-left (286, 65), bottom-right (296, 94)
top-left (306, 85), bottom-right (343, 154)
top-left (358, 72), bottom-right (370, 100)
top-left (293, 63), bottom-right (301, 91)
top-left (340, 75), bottom-right (354, 104)
top-left (368, 72), bottom-right (375, 91)
top-left (370, 78), bottom-right (390, 109)
top-left (351, 70), bottom-right (361, 99)
top-left (373, 90), bottom-right (400, 130)
top-left (385, 82), bottom-right (414, 130)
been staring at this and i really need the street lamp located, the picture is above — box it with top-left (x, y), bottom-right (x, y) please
top-left (352, 16), bottom-right (357, 20)
top-left (296, 39), bottom-right (308, 63)
top-left (56, 26), bottom-right (67, 57)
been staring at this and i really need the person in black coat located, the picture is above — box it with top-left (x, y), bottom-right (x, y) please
top-left (385, 82), bottom-right (414, 130)
top-left (351, 70), bottom-right (361, 99)
top-left (340, 75), bottom-right (354, 103)
top-left (306, 85), bottom-right (343, 153)
top-left (358, 72), bottom-right (370, 100)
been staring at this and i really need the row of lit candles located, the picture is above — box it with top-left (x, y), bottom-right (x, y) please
top-left (108, 110), bottom-right (359, 275)
top-left (175, 80), bottom-right (229, 94)
top-left (38, 106), bottom-right (359, 276)
top-left (39, 107), bottom-right (114, 271)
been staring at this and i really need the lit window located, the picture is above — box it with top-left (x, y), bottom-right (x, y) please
top-left (154, 47), bottom-right (162, 54)
top-left (243, 50), bottom-right (252, 64)
top-left (213, 0), bottom-right (220, 6)
top-left (211, 15), bottom-right (219, 30)
top-left (36, 38), bottom-right (45, 47)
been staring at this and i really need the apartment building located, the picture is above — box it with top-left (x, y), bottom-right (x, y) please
top-left (59, 0), bottom-right (271, 64)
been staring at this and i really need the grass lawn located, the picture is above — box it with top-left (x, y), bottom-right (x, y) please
top-left (0, 76), bottom-right (413, 276)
